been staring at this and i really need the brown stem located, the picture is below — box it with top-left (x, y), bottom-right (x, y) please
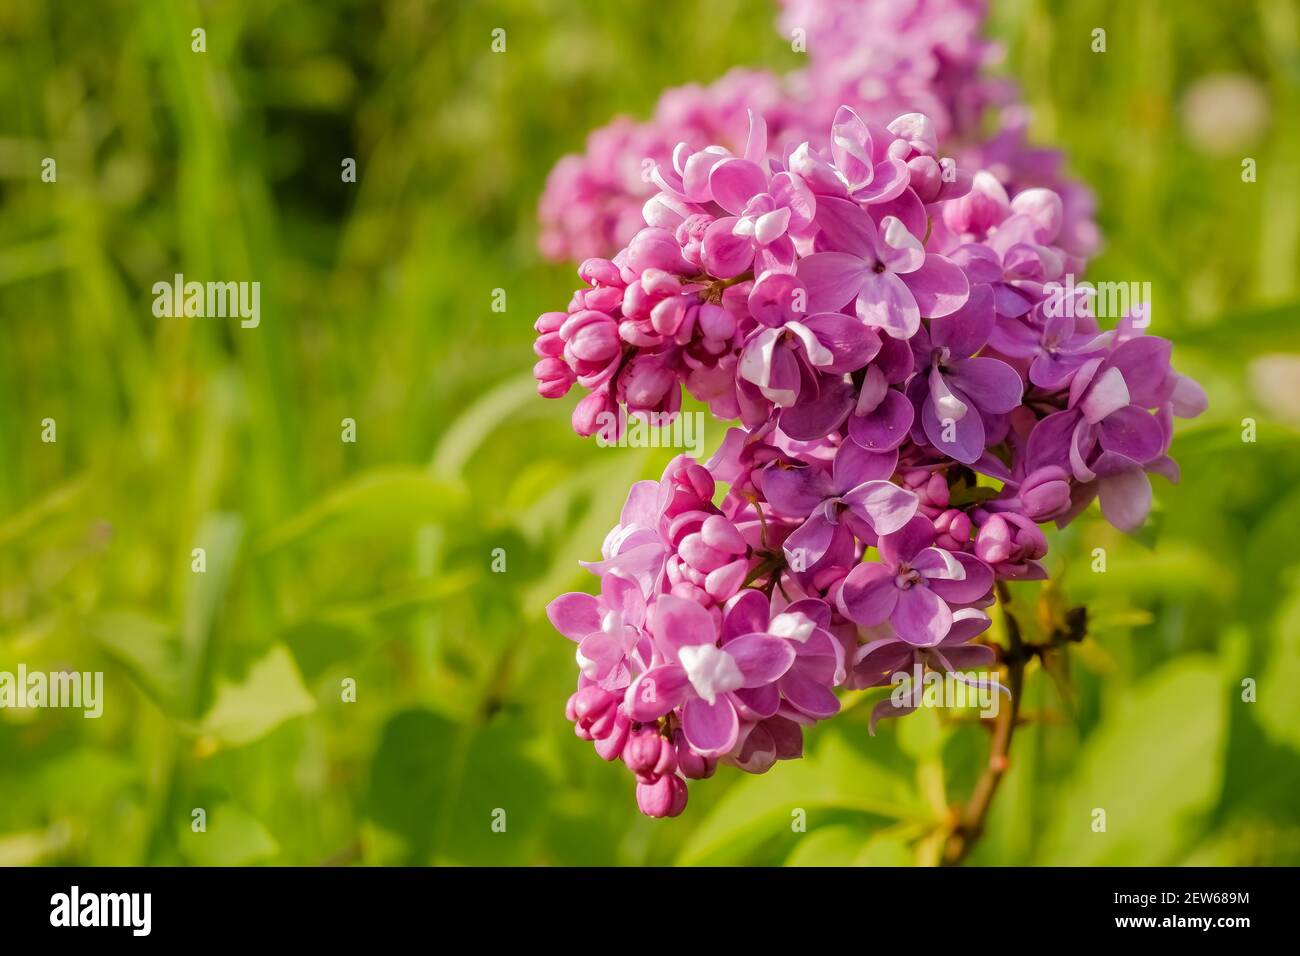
top-left (942, 581), bottom-right (1028, 866)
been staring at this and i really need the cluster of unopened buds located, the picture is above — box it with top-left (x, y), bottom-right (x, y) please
top-left (534, 103), bottom-right (1206, 817)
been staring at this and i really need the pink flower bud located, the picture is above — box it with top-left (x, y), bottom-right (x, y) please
top-left (594, 708), bottom-right (631, 761)
top-left (974, 514), bottom-right (1012, 565)
top-left (1019, 465), bottom-right (1071, 520)
top-left (571, 389), bottom-right (615, 438)
top-left (1011, 188), bottom-right (1064, 244)
top-left (566, 317), bottom-right (620, 363)
top-left (619, 356), bottom-right (675, 409)
top-left (534, 311), bottom-right (567, 334)
top-left (579, 257), bottom-right (622, 287)
top-left (623, 727), bottom-right (677, 778)
top-left (533, 357), bottom-right (574, 399)
top-left (674, 730), bottom-right (717, 779)
top-left (627, 228), bottom-right (690, 274)
top-left (943, 170), bottom-right (1010, 236)
top-left (697, 302), bottom-right (736, 341)
top-left (636, 773), bottom-right (689, 818)
top-left (906, 155), bottom-right (944, 203)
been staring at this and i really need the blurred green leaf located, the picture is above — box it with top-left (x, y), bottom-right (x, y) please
top-left (678, 729), bottom-right (926, 866)
top-left (194, 645), bottom-right (316, 748)
top-left (260, 468), bottom-right (466, 550)
top-left (178, 803), bottom-right (279, 866)
top-left (1037, 657), bottom-right (1225, 865)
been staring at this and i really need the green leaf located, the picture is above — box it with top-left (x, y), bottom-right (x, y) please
top-left (428, 374), bottom-right (544, 479)
top-left (178, 803), bottom-right (279, 866)
top-left (90, 611), bottom-right (190, 716)
top-left (366, 709), bottom-right (549, 865)
top-left (785, 824), bottom-right (872, 866)
top-left (677, 729), bottom-right (926, 866)
top-left (194, 645), bottom-right (316, 748)
top-left (1255, 586), bottom-right (1300, 752)
top-left (1037, 657), bottom-right (1225, 865)
top-left (852, 830), bottom-right (915, 866)
top-left (260, 468), bottom-right (466, 550)
top-left (896, 705), bottom-right (948, 761)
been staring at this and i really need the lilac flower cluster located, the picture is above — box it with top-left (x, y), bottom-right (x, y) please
top-left (535, 105), bottom-right (1206, 816)
top-left (536, 0), bottom-right (1090, 267)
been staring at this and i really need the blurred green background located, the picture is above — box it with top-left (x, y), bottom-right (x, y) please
top-left (1, 0), bottom-right (1298, 866)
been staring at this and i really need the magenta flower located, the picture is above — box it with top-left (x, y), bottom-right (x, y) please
top-left (625, 594), bottom-right (796, 756)
top-left (737, 272), bottom-right (882, 408)
top-left (846, 334), bottom-right (916, 451)
top-left (973, 512), bottom-right (1048, 580)
top-left (906, 284), bottom-right (1024, 463)
top-left (797, 195), bottom-right (969, 339)
top-left (534, 86), bottom-right (1202, 817)
top-left (988, 297), bottom-right (1113, 390)
top-left (723, 590), bottom-right (846, 720)
top-left (547, 570), bottom-right (653, 692)
top-left (838, 515), bottom-right (994, 645)
top-left (853, 608), bottom-right (1005, 732)
top-left (758, 440), bottom-right (918, 566)
top-left (1025, 338), bottom-right (1173, 530)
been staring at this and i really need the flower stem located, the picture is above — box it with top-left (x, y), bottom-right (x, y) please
top-left (941, 581), bottom-right (1028, 866)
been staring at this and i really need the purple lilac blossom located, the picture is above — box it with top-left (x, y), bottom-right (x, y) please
top-left (534, 36), bottom-right (1200, 817)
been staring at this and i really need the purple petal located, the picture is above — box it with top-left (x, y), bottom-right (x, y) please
top-left (849, 388), bottom-right (915, 451)
top-left (832, 438), bottom-right (897, 487)
top-left (837, 562), bottom-right (899, 626)
top-left (830, 106), bottom-right (874, 189)
top-left (949, 357), bottom-right (1023, 414)
top-left (727, 633), bottom-right (797, 686)
top-left (748, 270), bottom-right (805, 327)
top-left (869, 696), bottom-right (917, 734)
top-left (874, 216), bottom-right (925, 274)
top-left (546, 592), bottom-right (601, 641)
top-left (771, 171), bottom-right (816, 234)
top-left (902, 254), bottom-right (970, 318)
top-left (682, 695), bottom-right (740, 756)
top-left (910, 546), bottom-right (965, 580)
top-left (1025, 409), bottom-right (1080, 473)
top-left (1078, 366), bottom-right (1130, 424)
top-left (1107, 336), bottom-right (1173, 408)
top-left (928, 553), bottom-right (994, 604)
top-left (842, 480), bottom-right (919, 536)
top-left (939, 644), bottom-right (997, 670)
top-left (1098, 468), bottom-right (1153, 533)
top-left (867, 187), bottom-right (927, 239)
top-left (891, 585), bottom-right (953, 645)
top-left (856, 272), bottom-right (920, 340)
top-left (879, 515), bottom-right (936, 566)
top-left (943, 608), bottom-right (993, 643)
top-left (577, 630), bottom-right (628, 683)
top-left (813, 196), bottom-right (878, 258)
top-left (722, 589), bottom-right (771, 642)
top-left (757, 462), bottom-right (835, 516)
top-left (702, 217), bottom-right (755, 279)
top-left (651, 593), bottom-right (718, 662)
top-left (796, 252), bottom-right (869, 312)
top-left (778, 374), bottom-right (856, 440)
top-left (802, 312), bottom-right (882, 373)
top-left (625, 664), bottom-right (690, 720)
top-left (929, 283), bottom-right (995, 357)
top-left (921, 389), bottom-right (986, 464)
top-left (855, 638), bottom-right (915, 685)
top-left (708, 158), bottom-right (768, 215)
top-left (853, 158), bottom-right (911, 204)
top-left (1098, 405), bottom-right (1165, 464)
top-left (783, 511), bottom-right (837, 568)
top-left (732, 683), bottom-right (781, 720)
top-left (780, 666), bottom-right (840, 719)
